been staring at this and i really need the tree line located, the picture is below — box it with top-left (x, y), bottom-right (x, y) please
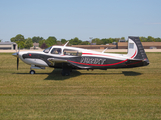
top-left (10, 34), bottom-right (161, 49)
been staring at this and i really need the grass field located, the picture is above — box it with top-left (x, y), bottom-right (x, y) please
top-left (0, 53), bottom-right (161, 120)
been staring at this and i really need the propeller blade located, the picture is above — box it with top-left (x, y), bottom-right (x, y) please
top-left (17, 57), bottom-right (19, 70)
top-left (17, 46), bottom-right (20, 70)
top-left (14, 45), bottom-right (20, 70)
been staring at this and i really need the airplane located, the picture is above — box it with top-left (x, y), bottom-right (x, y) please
top-left (12, 36), bottom-right (149, 76)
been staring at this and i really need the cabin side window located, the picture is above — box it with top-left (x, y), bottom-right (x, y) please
top-left (63, 49), bottom-right (82, 56)
top-left (51, 48), bottom-right (62, 54)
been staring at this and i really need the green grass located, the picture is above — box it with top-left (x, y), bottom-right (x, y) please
top-left (0, 53), bottom-right (161, 120)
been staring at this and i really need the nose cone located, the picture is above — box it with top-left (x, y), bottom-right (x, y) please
top-left (12, 52), bottom-right (19, 57)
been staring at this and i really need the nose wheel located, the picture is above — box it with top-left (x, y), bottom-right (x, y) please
top-left (29, 65), bottom-right (45, 75)
top-left (30, 70), bottom-right (35, 74)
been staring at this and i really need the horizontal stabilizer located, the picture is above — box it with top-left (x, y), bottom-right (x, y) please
top-left (126, 58), bottom-right (149, 66)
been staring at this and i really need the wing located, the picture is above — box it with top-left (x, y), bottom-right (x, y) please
top-left (47, 58), bottom-right (67, 64)
top-left (47, 58), bottom-right (90, 69)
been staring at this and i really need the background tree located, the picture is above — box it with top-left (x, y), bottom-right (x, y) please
top-left (16, 41), bottom-right (25, 49)
top-left (147, 36), bottom-right (155, 42)
top-left (24, 37), bottom-right (33, 49)
top-left (46, 36), bottom-right (57, 47)
top-left (69, 37), bottom-right (82, 45)
top-left (61, 39), bottom-right (67, 44)
top-left (155, 37), bottom-right (161, 42)
top-left (80, 41), bottom-right (90, 45)
top-left (101, 38), bottom-right (113, 45)
top-left (10, 34), bottom-right (25, 49)
top-left (92, 38), bottom-right (102, 45)
top-left (11, 34), bottom-right (25, 42)
top-left (9, 35), bottom-right (161, 50)
top-left (39, 40), bottom-right (46, 47)
top-left (114, 38), bottom-right (120, 43)
top-left (40, 43), bottom-right (48, 49)
top-left (139, 37), bottom-right (147, 42)
top-left (32, 36), bottom-right (44, 43)
top-left (121, 37), bottom-right (125, 40)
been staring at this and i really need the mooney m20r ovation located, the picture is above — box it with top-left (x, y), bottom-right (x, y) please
top-left (13, 36), bottom-right (149, 76)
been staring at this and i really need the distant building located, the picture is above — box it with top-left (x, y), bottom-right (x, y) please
top-left (119, 39), bottom-right (126, 42)
top-left (0, 42), bottom-right (17, 50)
top-left (33, 42), bottom-right (39, 47)
top-left (71, 44), bottom-right (116, 49)
top-left (91, 43), bottom-right (96, 45)
top-left (117, 42), bottom-right (161, 49)
top-left (56, 41), bottom-right (62, 45)
top-left (72, 42), bottom-right (161, 49)
top-left (30, 42), bottom-right (40, 49)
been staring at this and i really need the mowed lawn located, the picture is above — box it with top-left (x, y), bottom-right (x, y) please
top-left (0, 53), bottom-right (161, 120)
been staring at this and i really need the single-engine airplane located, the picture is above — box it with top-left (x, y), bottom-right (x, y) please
top-left (13, 36), bottom-right (149, 76)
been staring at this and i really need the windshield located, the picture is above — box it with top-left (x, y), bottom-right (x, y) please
top-left (43, 47), bottom-right (52, 53)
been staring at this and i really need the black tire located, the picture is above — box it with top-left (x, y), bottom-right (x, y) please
top-left (30, 70), bottom-right (35, 74)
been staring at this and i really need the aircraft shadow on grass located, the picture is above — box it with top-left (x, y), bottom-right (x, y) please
top-left (13, 70), bottom-right (142, 81)
top-left (44, 69), bottom-right (142, 80)
top-left (122, 71), bottom-right (142, 76)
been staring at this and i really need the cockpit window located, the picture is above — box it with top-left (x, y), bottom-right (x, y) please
top-left (43, 47), bottom-right (52, 53)
top-left (51, 48), bottom-right (62, 54)
top-left (63, 49), bottom-right (82, 56)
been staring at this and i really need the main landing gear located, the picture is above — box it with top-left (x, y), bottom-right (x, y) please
top-left (29, 65), bottom-right (45, 74)
top-left (30, 70), bottom-right (35, 74)
top-left (61, 63), bottom-right (72, 76)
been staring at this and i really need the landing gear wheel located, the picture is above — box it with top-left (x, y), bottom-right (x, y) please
top-left (30, 70), bottom-right (35, 74)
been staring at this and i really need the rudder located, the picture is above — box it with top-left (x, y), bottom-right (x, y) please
top-left (128, 36), bottom-right (149, 63)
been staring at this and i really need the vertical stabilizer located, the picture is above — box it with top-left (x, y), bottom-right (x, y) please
top-left (127, 36), bottom-right (149, 63)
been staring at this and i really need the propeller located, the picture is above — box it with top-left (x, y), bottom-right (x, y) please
top-left (17, 46), bottom-right (20, 70)
top-left (17, 57), bottom-right (19, 70)
top-left (12, 46), bottom-right (20, 70)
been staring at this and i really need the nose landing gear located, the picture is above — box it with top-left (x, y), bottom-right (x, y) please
top-left (29, 65), bottom-right (45, 74)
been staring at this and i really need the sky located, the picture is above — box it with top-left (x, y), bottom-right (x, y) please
top-left (0, 0), bottom-right (161, 41)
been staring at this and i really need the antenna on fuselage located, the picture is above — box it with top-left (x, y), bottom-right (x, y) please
top-left (102, 48), bottom-right (108, 53)
top-left (64, 41), bottom-right (69, 47)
